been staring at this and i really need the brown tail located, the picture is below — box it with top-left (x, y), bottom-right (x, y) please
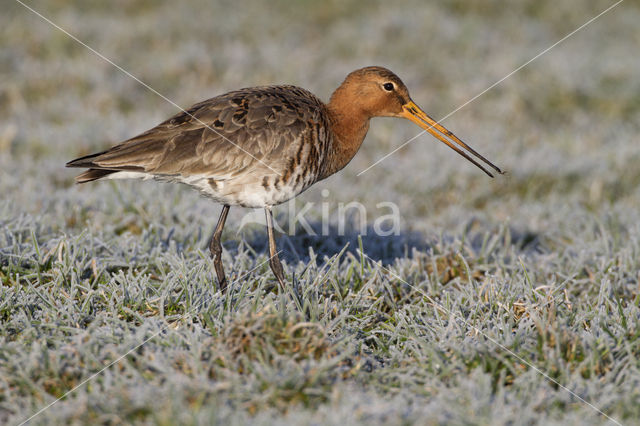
top-left (66, 150), bottom-right (145, 183)
top-left (67, 151), bottom-right (113, 183)
top-left (74, 168), bottom-right (118, 183)
top-left (66, 150), bottom-right (108, 169)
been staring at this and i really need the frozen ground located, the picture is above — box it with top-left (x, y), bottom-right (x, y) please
top-left (1, 0), bottom-right (640, 424)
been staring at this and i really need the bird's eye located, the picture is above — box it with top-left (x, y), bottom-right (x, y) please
top-left (383, 82), bottom-right (394, 91)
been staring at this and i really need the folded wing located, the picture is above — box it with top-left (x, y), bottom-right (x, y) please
top-left (67, 85), bottom-right (324, 183)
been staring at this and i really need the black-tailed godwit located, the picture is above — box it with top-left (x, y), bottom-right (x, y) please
top-left (67, 66), bottom-right (502, 291)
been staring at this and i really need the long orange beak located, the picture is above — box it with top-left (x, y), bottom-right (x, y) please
top-left (401, 101), bottom-right (503, 178)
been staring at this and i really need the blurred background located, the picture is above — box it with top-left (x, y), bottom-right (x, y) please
top-left (2, 1), bottom-right (640, 423)
top-left (2, 0), bottom-right (639, 246)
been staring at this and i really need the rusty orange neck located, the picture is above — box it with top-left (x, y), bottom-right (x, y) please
top-left (323, 87), bottom-right (371, 178)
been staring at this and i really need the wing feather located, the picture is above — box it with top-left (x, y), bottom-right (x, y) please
top-left (67, 85), bottom-right (327, 182)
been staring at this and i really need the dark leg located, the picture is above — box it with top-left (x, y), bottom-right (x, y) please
top-left (209, 205), bottom-right (230, 291)
top-left (264, 206), bottom-right (287, 289)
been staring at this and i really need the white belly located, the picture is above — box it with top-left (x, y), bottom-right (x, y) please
top-left (106, 170), bottom-right (313, 208)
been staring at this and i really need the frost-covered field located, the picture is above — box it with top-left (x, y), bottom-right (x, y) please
top-left (2, 1), bottom-right (640, 424)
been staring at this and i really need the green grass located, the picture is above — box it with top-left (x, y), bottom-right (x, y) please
top-left (2, 0), bottom-right (640, 424)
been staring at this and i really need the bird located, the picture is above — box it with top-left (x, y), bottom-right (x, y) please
top-left (67, 66), bottom-right (502, 292)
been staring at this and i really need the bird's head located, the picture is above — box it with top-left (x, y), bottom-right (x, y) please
top-left (332, 66), bottom-right (503, 177)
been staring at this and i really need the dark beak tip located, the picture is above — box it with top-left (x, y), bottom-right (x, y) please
top-left (488, 168), bottom-right (507, 178)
